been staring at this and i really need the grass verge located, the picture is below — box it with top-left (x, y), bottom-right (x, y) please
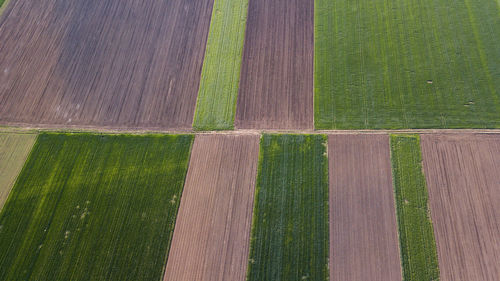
top-left (390, 134), bottom-right (439, 280)
top-left (247, 134), bottom-right (329, 281)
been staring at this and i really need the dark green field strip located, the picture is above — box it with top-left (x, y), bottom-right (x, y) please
top-left (193, 0), bottom-right (249, 130)
top-left (0, 133), bottom-right (193, 281)
top-left (315, 0), bottom-right (500, 129)
top-left (247, 134), bottom-right (329, 281)
top-left (390, 135), bottom-right (439, 281)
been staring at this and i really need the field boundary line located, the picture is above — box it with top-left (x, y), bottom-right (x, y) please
top-left (2, 124), bottom-right (500, 136)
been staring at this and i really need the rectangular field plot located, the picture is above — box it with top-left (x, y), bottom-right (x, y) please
top-left (315, 0), bottom-right (500, 129)
top-left (390, 135), bottom-right (439, 281)
top-left (0, 133), bottom-right (36, 210)
top-left (235, 0), bottom-right (314, 129)
top-left (421, 134), bottom-right (500, 280)
top-left (0, 133), bottom-right (193, 281)
top-left (193, 0), bottom-right (249, 131)
top-left (329, 135), bottom-right (401, 281)
top-left (247, 134), bottom-right (329, 281)
top-left (0, 0), bottom-right (214, 129)
top-left (165, 135), bottom-right (259, 280)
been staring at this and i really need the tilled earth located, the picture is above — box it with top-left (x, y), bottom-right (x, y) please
top-left (0, 0), bottom-right (213, 129)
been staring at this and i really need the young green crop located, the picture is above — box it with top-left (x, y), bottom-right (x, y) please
top-left (193, 0), bottom-right (249, 131)
top-left (315, 0), bottom-right (500, 129)
top-left (247, 134), bottom-right (329, 281)
top-left (390, 134), bottom-right (440, 281)
top-left (0, 133), bottom-right (193, 281)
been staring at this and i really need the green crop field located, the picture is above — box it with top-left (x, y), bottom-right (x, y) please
top-left (0, 133), bottom-right (37, 210)
top-left (315, 0), bottom-right (500, 129)
top-left (0, 133), bottom-right (193, 281)
top-left (247, 134), bottom-right (329, 281)
top-left (192, 0), bottom-right (249, 131)
top-left (390, 135), bottom-right (439, 281)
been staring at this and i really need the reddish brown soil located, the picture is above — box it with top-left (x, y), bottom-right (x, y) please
top-left (421, 134), bottom-right (500, 281)
top-left (235, 0), bottom-right (314, 130)
top-left (328, 134), bottom-right (402, 281)
top-left (164, 134), bottom-right (259, 281)
top-left (0, 0), bottom-right (213, 129)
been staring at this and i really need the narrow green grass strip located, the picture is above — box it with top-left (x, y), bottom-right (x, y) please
top-left (314, 0), bottom-right (500, 129)
top-left (390, 134), bottom-right (439, 281)
top-left (0, 133), bottom-right (37, 210)
top-left (0, 133), bottom-right (193, 281)
top-left (247, 134), bottom-right (329, 281)
top-left (193, 0), bottom-right (249, 131)
top-left (0, 0), bottom-right (10, 14)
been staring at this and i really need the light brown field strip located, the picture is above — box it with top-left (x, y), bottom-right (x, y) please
top-left (328, 134), bottom-right (402, 281)
top-left (0, 133), bottom-right (36, 210)
top-left (421, 134), bottom-right (500, 281)
top-left (0, 0), bottom-right (213, 129)
top-left (235, 0), bottom-right (314, 129)
top-left (164, 134), bottom-right (259, 281)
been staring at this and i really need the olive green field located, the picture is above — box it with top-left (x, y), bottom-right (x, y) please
top-left (0, 133), bottom-right (193, 281)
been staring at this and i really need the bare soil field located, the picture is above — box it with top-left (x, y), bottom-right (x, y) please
top-left (328, 134), bottom-right (402, 281)
top-left (0, 133), bottom-right (36, 210)
top-left (421, 134), bottom-right (500, 281)
top-left (0, 0), bottom-right (213, 129)
top-left (235, 0), bottom-right (313, 129)
top-left (164, 134), bottom-right (259, 281)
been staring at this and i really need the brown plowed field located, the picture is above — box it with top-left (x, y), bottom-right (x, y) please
top-left (328, 134), bottom-right (402, 281)
top-left (164, 134), bottom-right (259, 281)
top-left (421, 134), bottom-right (500, 281)
top-left (235, 0), bottom-right (313, 130)
top-left (0, 0), bottom-right (213, 129)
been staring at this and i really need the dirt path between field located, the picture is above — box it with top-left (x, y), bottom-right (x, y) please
top-left (328, 134), bottom-right (402, 281)
top-left (164, 135), bottom-right (259, 281)
top-left (2, 124), bottom-right (500, 136)
top-left (421, 134), bottom-right (500, 281)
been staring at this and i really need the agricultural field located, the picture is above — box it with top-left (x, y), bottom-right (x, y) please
top-left (0, 0), bottom-right (214, 129)
top-left (235, 0), bottom-right (314, 129)
top-left (0, 0), bottom-right (9, 14)
top-left (315, 0), bottom-right (500, 129)
top-left (193, 0), bottom-right (249, 131)
top-left (390, 135), bottom-right (439, 281)
top-left (0, 133), bottom-right (37, 210)
top-left (0, 133), bottom-right (193, 281)
top-left (247, 134), bottom-right (329, 281)
top-left (421, 134), bottom-right (500, 280)
top-left (165, 135), bottom-right (259, 280)
top-left (328, 135), bottom-right (401, 280)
